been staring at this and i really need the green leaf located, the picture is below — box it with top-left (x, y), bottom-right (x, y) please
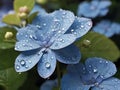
top-left (2, 14), bottom-right (21, 26)
top-left (18, 69), bottom-right (39, 90)
top-left (14, 0), bottom-right (35, 13)
top-left (0, 68), bottom-right (27, 90)
top-left (27, 12), bottom-right (38, 24)
top-left (0, 48), bottom-right (19, 70)
top-left (75, 31), bottom-right (120, 61)
top-left (0, 27), bottom-right (17, 49)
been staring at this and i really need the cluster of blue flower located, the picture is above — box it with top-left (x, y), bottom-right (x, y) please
top-left (0, 0), bottom-right (119, 90)
top-left (78, 0), bottom-right (120, 37)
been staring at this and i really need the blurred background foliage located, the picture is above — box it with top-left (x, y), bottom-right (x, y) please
top-left (0, 0), bottom-right (119, 90)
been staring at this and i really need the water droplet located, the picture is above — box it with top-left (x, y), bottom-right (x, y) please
top-left (71, 29), bottom-right (74, 32)
top-left (51, 56), bottom-right (54, 59)
top-left (28, 60), bottom-right (32, 64)
top-left (25, 35), bottom-right (28, 38)
top-left (58, 30), bottom-right (61, 33)
top-left (94, 82), bottom-right (99, 86)
top-left (29, 35), bottom-right (33, 39)
top-left (87, 21), bottom-right (92, 26)
top-left (80, 25), bottom-right (84, 28)
top-left (20, 60), bottom-right (26, 66)
top-left (43, 23), bottom-right (46, 26)
top-left (99, 60), bottom-right (102, 63)
top-left (25, 65), bottom-right (29, 69)
top-left (16, 65), bottom-right (20, 70)
top-left (93, 68), bottom-right (97, 73)
top-left (36, 25), bottom-right (41, 29)
top-left (45, 62), bottom-right (51, 68)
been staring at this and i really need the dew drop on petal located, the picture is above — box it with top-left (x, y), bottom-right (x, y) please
top-left (45, 62), bottom-right (51, 68)
top-left (93, 68), bottom-right (97, 73)
top-left (25, 65), bottom-right (29, 69)
top-left (20, 60), bottom-right (26, 66)
top-left (28, 60), bottom-right (32, 64)
top-left (16, 65), bottom-right (20, 70)
top-left (36, 25), bottom-right (41, 29)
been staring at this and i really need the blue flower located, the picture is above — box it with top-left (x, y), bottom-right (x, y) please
top-left (14, 9), bottom-right (92, 78)
top-left (30, 4), bottom-right (47, 15)
top-left (40, 79), bottom-right (58, 90)
top-left (61, 57), bottom-right (120, 90)
top-left (77, 0), bottom-right (111, 18)
top-left (93, 20), bottom-right (120, 37)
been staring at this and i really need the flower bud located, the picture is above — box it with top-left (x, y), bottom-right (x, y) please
top-left (4, 32), bottom-right (13, 39)
top-left (19, 6), bottom-right (29, 14)
top-left (83, 39), bottom-right (91, 46)
top-left (17, 12), bottom-right (27, 19)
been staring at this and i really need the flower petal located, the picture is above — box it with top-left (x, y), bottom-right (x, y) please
top-left (67, 63), bottom-right (86, 75)
top-left (32, 9), bottom-right (75, 38)
top-left (85, 57), bottom-right (117, 80)
top-left (15, 49), bottom-right (44, 72)
top-left (98, 1), bottom-right (111, 9)
top-left (99, 9), bottom-right (109, 16)
top-left (40, 79), bottom-right (57, 90)
top-left (15, 40), bottom-right (41, 51)
top-left (50, 34), bottom-right (76, 50)
top-left (92, 77), bottom-right (120, 90)
top-left (67, 63), bottom-right (96, 85)
top-left (16, 25), bottom-right (38, 41)
top-left (77, 1), bottom-right (99, 18)
top-left (61, 74), bottom-right (90, 90)
top-left (54, 45), bottom-right (81, 64)
top-left (67, 17), bottom-right (92, 39)
top-left (37, 49), bottom-right (56, 78)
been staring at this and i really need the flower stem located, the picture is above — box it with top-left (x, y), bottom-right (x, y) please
top-left (57, 62), bottom-right (61, 89)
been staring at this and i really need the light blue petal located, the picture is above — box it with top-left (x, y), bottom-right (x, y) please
top-left (40, 79), bottom-right (57, 90)
top-left (67, 63), bottom-right (97, 85)
top-left (15, 40), bottom-right (41, 51)
top-left (32, 9), bottom-right (75, 38)
top-left (77, 1), bottom-right (89, 16)
top-left (110, 23), bottom-right (120, 34)
top-left (61, 74), bottom-right (90, 90)
top-left (99, 9), bottom-right (109, 16)
top-left (98, 1), bottom-right (111, 9)
top-left (31, 4), bottom-right (47, 15)
top-left (54, 45), bottom-right (81, 64)
top-left (67, 17), bottom-right (92, 39)
top-left (15, 49), bottom-right (44, 72)
top-left (77, 1), bottom-right (100, 18)
top-left (37, 49), bottom-right (56, 78)
top-left (93, 20), bottom-right (112, 36)
top-left (50, 34), bottom-right (76, 50)
top-left (16, 25), bottom-right (38, 41)
top-left (85, 57), bottom-right (117, 80)
top-left (92, 77), bottom-right (120, 90)
top-left (67, 63), bottom-right (86, 76)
